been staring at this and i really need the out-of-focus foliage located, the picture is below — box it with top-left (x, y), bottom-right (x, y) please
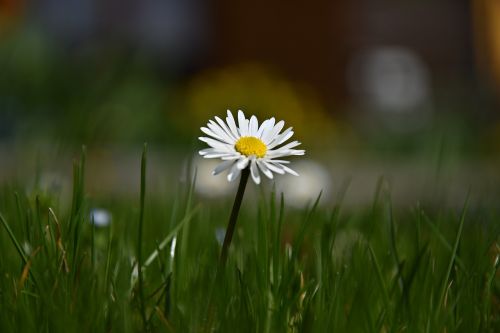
top-left (0, 26), bottom-right (176, 145)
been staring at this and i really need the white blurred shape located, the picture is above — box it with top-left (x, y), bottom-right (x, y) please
top-left (130, 257), bottom-right (139, 287)
top-left (215, 227), bottom-right (226, 246)
top-left (276, 160), bottom-right (332, 208)
top-left (193, 156), bottom-right (234, 198)
top-left (349, 46), bottom-right (431, 112)
top-left (23, 241), bottom-right (32, 256)
top-left (90, 208), bottom-right (112, 227)
top-left (170, 236), bottom-right (177, 259)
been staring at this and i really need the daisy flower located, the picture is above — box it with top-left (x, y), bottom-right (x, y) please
top-left (199, 110), bottom-right (305, 184)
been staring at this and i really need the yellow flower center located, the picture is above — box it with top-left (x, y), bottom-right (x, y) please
top-left (234, 136), bottom-right (267, 158)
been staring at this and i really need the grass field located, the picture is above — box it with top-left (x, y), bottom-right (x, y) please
top-left (0, 146), bottom-right (499, 332)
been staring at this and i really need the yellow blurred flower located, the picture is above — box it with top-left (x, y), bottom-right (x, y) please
top-left (181, 63), bottom-right (339, 149)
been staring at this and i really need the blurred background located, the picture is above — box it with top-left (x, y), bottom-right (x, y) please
top-left (0, 0), bottom-right (499, 207)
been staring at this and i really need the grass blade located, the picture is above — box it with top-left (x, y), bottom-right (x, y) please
top-left (435, 194), bottom-right (469, 323)
top-left (143, 204), bottom-right (200, 269)
top-left (137, 143), bottom-right (148, 331)
top-left (0, 212), bottom-right (28, 265)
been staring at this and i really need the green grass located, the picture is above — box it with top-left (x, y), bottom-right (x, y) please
top-left (0, 147), bottom-right (499, 332)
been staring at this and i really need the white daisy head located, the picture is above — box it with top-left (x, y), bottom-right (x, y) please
top-left (198, 110), bottom-right (305, 184)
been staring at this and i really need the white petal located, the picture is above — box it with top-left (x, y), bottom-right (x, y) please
top-left (250, 160), bottom-right (261, 184)
top-left (267, 127), bottom-right (294, 149)
top-left (267, 159), bottom-right (290, 164)
top-left (199, 148), bottom-right (219, 155)
top-left (275, 140), bottom-right (301, 151)
top-left (226, 110), bottom-right (240, 138)
top-left (215, 116), bottom-right (238, 141)
top-left (260, 118), bottom-right (276, 141)
top-left (263, 160), bottom-right (286, 174)
top-left (256, 118), bottom-right (273, 138)
top-left (267, 149), bottom-right (305, 158)
top-left (257, 160), bottom-right (273, 179)
top-left (266, 160), bottom-right (299, 176)
top-left (249, 115), bottom-right (259, 136)
top-left (227, 163), bottom-right (242, 182)
top-left (238, 110), bottom-right (249, 136)
top-left (203, 152), bottom-right (236, 159)
top-left (212, 160), bottom-right (235, 175)
top-left (262, 120), bottom-right (285, 144)
top-left (281, 164), bottom-right (299, 176)
top-left (221, 154), bottom-right (241, 160)
top-left (287, 149), bottom-right (305, 156)
top-left (268, 142), bottom-right (304, 158)
top-left (237, 157), bottom-right (250, 170)
top-left (208, 121), bottom-right (235, 144)
top-left (199, 137), bottom-right (231, 150)
top-left (200, 126), bottom-right (229, 143)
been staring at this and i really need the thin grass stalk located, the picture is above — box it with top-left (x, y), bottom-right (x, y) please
top-left (219, 168), bottom-right (250, 266)
top-left (435, 194), bottom-right (469, 323)
top-left (137, 143), bottom-right (148, 331)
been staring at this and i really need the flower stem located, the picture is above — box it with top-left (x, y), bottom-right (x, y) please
top-left (219, 168), bottom-right (250, 265)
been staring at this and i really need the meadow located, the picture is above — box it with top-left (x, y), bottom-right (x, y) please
top-left (0, 146), bottom-right (498, 333)
top-left (2, 1), bottom-right (500, 332)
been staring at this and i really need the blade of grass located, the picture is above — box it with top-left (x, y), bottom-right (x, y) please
top-left (70, 146), bottom-right (87, 269)
top-left (421, 210), bottom-right (466, 271)
top-left (68, 159), bottom-right (80, 238)
top-left (137, 143), bottom-right (148, 331)
top-left (14, 192), bottom-right (28, 243)
top-left (154, 306), bottom-right (175, 332)
top-left (91, 214), bottom-right (95, 270)
top-left (435, 194), bottom-right (469, 322)
top-left (273, 193), bottom-right (285, 286)
top-left (104, 224), bottom-right (113, 294)
top-left (0, 212), bottom-right (28, 264)
top-left (368, 245), bottom-right (391, 314)
top-left (293, 191), bottom-right (322, 258)
top-left (387, 199), bottom-right (404, 295)
top-left (0, 212), bottom-right (40, 289)
top-left (18, 247), bottom-right (41, 292)
top-left (143, 204), bottom-right (200, 269)
top-left (69, 146), bottom-right (86, 234)
top-left (48, 207), bottom-right (69, 273)
top-left (35, 196), bottom-right (47, 256)
top-left (482, 243), bottom-right (499, 330)
top-left (180, 165), bottom-right (197, 265)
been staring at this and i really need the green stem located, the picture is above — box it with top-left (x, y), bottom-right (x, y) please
top-left (138, 143), bottom-right (148, 331)
top-left (219, 168), bottom-right (250, 265)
